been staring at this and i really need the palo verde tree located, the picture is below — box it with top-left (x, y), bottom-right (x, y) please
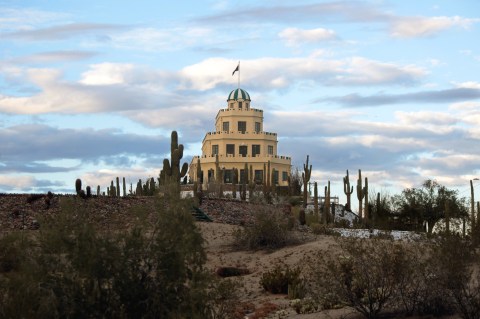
top-left (392, 179), bottom-right (468, 233)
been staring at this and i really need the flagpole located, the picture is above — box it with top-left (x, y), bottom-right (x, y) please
top-left (238, 61), bottom-right (240, 89)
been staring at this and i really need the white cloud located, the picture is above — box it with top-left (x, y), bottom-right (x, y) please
top-left (449, 101), bottom-right (480, 111)
top-left (334, 57), bottom-right (426, 85)
top-left (0, 8), bottom-right (68, 32)
top-left (0, 175), bottom-right (36, 189)
top-left (181, 56), bottom-right (425, 90)
top-left (395, 111), bottom-right (457, 126)
top-left (391, 16), bottom-right (479, 38)
top-left (455, 81), bottom-right (480, 89)
top-left (108, 27), bottom-right (213, 52)
top-left (80, 63), bottom-right (136, 85)
top-left (279, 27), bottom-right (337, 46)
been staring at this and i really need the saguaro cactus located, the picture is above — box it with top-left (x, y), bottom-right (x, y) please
top-left (324, 181), bottom-right (331, 224)
top-left (75, 178), bottom-right (82, 195)
top-left (232, 168), bottom-right (238, 199)
top-left (136, 179), bottom-right (142, 195)
top-left (471, 180), bottom-right (476, 229)
top-left (364, 177), bottom-right (369, 222)
top-left (162, 131), bottom-right (189, 196)
top-left (248, 164), bottom-right (255, 199)
top-left (196, 158), bottom-right (203, 202)
top-left (343, 170), bottom-right (354, 211)
top-left (302, 155), bottom-right (312, 208)
top-left (314, 182), bottom-right (319, 219)
top-left (241, 162), bottom-right (248, 201)
top-left (116, 177), bottom-right (120, 197)
top-left (123, 177), bottom-right (126, 197)
top-left (356, 169), bottom-right (366, 219)
top-left (110, 180), bottom-right (115, 197)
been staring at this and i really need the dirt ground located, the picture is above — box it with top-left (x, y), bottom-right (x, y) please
top-left (197, 221), bottom-right (461, 319)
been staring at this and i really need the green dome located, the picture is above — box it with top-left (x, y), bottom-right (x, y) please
top-left (227, 88), bottom-right (251, 101)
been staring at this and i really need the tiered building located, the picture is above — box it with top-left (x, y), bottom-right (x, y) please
top-left (189, 88), bottom-right (291, 186)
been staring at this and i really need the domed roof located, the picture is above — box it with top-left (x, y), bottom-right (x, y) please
top-left (227, 88), bottom-right (251, 101)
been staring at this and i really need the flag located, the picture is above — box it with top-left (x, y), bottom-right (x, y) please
top-left (232, 62), bottom-right (239, 76)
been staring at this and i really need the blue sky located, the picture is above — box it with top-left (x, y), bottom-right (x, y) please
top-left (1, 0), bottom-right (480, 202)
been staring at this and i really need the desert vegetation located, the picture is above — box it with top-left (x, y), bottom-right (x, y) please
top-left (3, 136), bottom-right (480, 319)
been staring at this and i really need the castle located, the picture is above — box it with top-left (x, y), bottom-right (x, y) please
top-left (189, 88), bottom-right (291, 187)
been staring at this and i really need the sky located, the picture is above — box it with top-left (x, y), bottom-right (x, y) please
top-left (1, 0), bottom-right (480, 203)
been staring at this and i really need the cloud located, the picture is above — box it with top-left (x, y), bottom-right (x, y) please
top-left (106, 27), bottom-right (213, 52)
top-left (0, 175), bottom-right (64, 192)
top-left (268, 105), bottom-right (479, 192)
top-left (320, 87), bottom-right (480, 107)
top-left (330, 57), bottom-right (425, 86)
top-left (197, 2), bottom-right (390, 25)
top-left (12, 51), bottom-right (98, 64)
top-left (0, 124), bottom-right (170, 163)
top-left (0, 67), bottom-right (180, 114)
top-left (180, 56), bottom-right (425, 90)
top-left (4, 23), bottom-right (125, 41)
top-left (197, 2), bottom-right (477, 40)
top-left (0, 8), bottom-right (68, 32)
top-left (391, 16), bottom-right (479, 38)
top-left (0, 56), bottom-right (425, 116)
top-left (279, 27), bottom-right (337, 46)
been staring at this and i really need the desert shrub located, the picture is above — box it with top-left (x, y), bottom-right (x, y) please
top-left (233, 208), bottom-right (298, 250)
top-left (307, 238), bottom-right (415, 318)
top-left (305, 236), bottom-right (469, 318)
top-left (260, 264), bottom-right (302, 295)
top-left (310, 223), bottom-right (340, 236)
top-left (206, 278), bottom-right (243, 319)
top-left (0, 196), bottom-right (235, 319)
top-left (428, 235), bottom-right (480, 319)
top-left (290, 298), bottom-right (320, 314)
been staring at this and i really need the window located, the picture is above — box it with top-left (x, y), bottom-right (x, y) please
top-left (226, 144), bottom-right (235, 156)
top-left (273, 170), bottom-right (279, 185)
top-left (268, 145), bottom-right (274, 155)
top-left (239, 145), bottom-right (247, 157)
top-left (255, 122), bottom-right (261, 133)
top-left (229, 103), bottom-right (234, 108)
top-left (246, 102), bottom-right (249, 109)
top-left (254, 170), bottom-right (263, 184)
top-left (239, 101), bottom-right (243, 109)
top-left (282, 171), bottom-right (288, 182)
top-left (222, 121), bottom-right (229, 132)
top-left (238, 121), bottom-right (246, 133)
top-left (224, 169), bottom-right (232, 183)
top-left (252, 144), bottom-right (260, 157)
top-left (212, 144), bottom-right (218, 156)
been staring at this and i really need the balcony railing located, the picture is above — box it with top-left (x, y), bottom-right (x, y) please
top-left (192, 154), bottom-right (291, 161)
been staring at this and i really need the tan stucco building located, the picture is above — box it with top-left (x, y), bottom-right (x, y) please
top-left (189, 88), bottom-right (291, 186)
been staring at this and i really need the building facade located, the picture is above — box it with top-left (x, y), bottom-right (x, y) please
top-left (189, 88), bottom-right (291, 186)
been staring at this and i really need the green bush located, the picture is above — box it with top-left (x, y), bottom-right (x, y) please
top-left (304, 236), bottom-right (479, 318)
top-left (0, 197), bottom-right (236, 319)
top-left (308, 238), bottom-right (420, 318)
top-left (233, 208), bottom-right (298, 250)
top-left (260, 264), bottom-right (302, 295)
